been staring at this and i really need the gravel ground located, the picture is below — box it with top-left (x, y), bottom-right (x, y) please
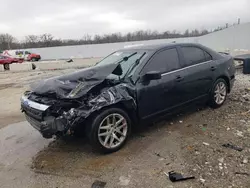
top-left (0, 69), bottom-right (249, 188)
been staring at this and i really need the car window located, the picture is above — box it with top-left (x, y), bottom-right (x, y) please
top-left (181, 46), bottom-right (208, 66)
top-left (25, 51), bottom-right (31, 55)
top-left (97, 51), bottom-right (148, 78)
top-left (143, 48), bottom-right (180, 74)
top-left (204, 51), bottom-right (212, 61)
top-left (0, 56), bottom-right (3, 59)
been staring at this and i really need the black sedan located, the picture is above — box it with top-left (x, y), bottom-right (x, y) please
top-left (21, 43), bottom-right (235, 153)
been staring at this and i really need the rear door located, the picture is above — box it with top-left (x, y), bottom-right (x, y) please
top-left (137, 48), bottom-right (183, 119)
top-left (178, 45), bottom-right (215, 103)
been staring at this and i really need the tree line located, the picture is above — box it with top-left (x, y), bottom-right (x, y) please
top-left (0, 26), bottom-right (228, 51)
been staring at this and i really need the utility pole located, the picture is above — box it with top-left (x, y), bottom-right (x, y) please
top-left (238, 18), bottom-right (241, 25)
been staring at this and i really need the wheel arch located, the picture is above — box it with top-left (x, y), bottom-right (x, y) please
top-left (85, 100), bottom-right (138, 128)
top-left (216, 75), bottom-right (231, 93)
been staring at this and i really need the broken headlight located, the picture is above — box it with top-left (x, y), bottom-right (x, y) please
top-left (63, 108), bottom-right (77, 120)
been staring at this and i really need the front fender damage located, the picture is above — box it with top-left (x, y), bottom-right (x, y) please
top-left (23, 63), bottom-right (137, 138)
top-left (67, 83), bottom-right (137, 130)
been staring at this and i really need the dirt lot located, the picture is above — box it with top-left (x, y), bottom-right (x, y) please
top-left (0, 69), bottom-right (249, 188)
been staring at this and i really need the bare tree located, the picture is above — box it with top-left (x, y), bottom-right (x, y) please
top-left (0, 24), bottom-right (227, 50)
top-left (24, 35), bottom-right (39, 48)
top-left (0, 33), bottom-right (16, 50)
top-left (40, 33), bottom-right (54, 47)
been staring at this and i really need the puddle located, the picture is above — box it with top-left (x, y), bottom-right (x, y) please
top-left (31, 136), bottom-right (143, 177)
top-left (0, 121), bottom-right (51, 169)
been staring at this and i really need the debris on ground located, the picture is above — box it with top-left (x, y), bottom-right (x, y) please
top-left (245, 88), bottom-right (250, 92)
top-left (243, 158), bottom-right (248, 164)
top-left (241, 110), bottom-right (250, 115)
top-left (66, 59), bottom-right (73, 63)
top-left (235, 130), bottom-right (244, 137)
top-left (218, 157), bottom-right (224, 163)
top-left (222, 143), bottom-right (243, 152)
top-left (91, 180), bottom-right (106, 188)
top-left (31, 63), bottom-right (36, 70)
top-left (199, 178), bottom-right (205, 183)
top-left (235, 172), bottom-right (249, 176)
top-left (118, 176), bottom-right (131, 186)
top-left (167, 171), bottom-right (195, 182)
top-left (154, 152), bottom-right (167, 160)
top-left (202, 142), bottom-right (210, 146)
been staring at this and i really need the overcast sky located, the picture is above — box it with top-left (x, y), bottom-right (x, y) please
top-left (0, 0), bottom-right (249, 40)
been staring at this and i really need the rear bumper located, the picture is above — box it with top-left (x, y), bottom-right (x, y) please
top-left (25, 114), bottom-right (67, 138)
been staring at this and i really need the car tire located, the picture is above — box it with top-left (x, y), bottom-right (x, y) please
top-left (3, 64), bottom-right (10, 70)
top-left (209, 78), bottom-right (228, 108)
top-left (87, 108), bottom-right (131, 153)
top-left (31, 58), bottom-right (37, 62)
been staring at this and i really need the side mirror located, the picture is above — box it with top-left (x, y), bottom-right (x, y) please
top-left (143, 71), bottom-right (161, 81)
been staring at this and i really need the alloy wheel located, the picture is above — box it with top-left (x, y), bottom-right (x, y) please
top-left (214, 82), bottom-right (227, 105)
top-left (98, 113), bottom-right (128, 149)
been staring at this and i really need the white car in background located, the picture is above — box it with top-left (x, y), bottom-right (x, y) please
top-left (2, 50), bottom-right (41, 61)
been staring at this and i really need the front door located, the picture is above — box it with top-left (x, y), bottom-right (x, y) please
top-left (136, 48), bottom-right (183, 120)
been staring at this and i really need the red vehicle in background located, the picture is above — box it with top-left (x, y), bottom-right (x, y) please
top-left (26, 53), bottom-right (41, 61)
top-left (0, 55), bottom-right (23, 70)
top-left (2, 50), bottom-right (41, 62)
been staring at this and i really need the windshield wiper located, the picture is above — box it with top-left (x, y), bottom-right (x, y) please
top-left (124, 52), bottom-right (146, 83)
top-left (117, 52), bottom-right (137, 64)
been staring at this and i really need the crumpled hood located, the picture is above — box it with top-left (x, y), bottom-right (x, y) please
top-left (30, 63), bottom-right (118, 99)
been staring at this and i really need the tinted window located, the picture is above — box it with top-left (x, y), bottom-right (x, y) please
top-left (181, 47), bottom-right (208, 66)
top-left (144, 48), bottom-right (179, 73)
top-left (204, 51), bottom-right (212, 61)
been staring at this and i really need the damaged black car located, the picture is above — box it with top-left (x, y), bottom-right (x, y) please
top-left (21, 43), bottom-right (235, 153)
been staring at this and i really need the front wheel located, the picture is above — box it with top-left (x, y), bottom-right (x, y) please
top-left (209, 78), bottom-right (228, 108)
top-left (87, 108), bottom-right (131, 153)
top-left (3, 64), bottom-right (10, 70)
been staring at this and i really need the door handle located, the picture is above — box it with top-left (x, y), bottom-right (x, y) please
top-left (176, 75), bottom-right (184, 82)
top-left (210, 66), bottom-right (216, 71)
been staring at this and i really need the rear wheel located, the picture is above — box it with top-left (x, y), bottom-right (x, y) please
top-left (3, 64), bottom-right (10, 70)
top-left (31, 58), bottom-right (37, 62)
top-left (87, 108), bottom-right (131, 153)
top-left (209, 78), bottom-right (228, 108)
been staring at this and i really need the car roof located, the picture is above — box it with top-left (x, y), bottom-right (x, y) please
top-left (121, 43), bottom-right (204, 52)
top-left (120, 42), bottom-right (224, 60)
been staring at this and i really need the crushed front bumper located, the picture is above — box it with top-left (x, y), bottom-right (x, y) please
top-left (21, 95), bottom-right (68, 138)
top-left (25, 114), bottom-right (67, 138)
